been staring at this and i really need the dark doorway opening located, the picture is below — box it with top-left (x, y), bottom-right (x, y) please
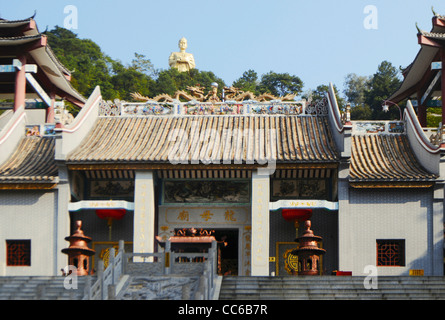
top-left (213, 229), bottom-right (238, 276)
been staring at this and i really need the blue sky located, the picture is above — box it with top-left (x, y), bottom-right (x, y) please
top-left (2, 1), bottom-right (445, 98)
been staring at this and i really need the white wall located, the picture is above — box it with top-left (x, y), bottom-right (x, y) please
top-left (0, 190), bottom-right (59, 276)
top-left (341, 188), bottom-right (437, 276)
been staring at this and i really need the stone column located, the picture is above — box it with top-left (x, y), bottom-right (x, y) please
top-left (47, 91), bottom-right (56, 123)
top-left (251, 170), bottom-right (270, 276)
top-left (442, 48), bottom-right (445, 127)
top-left (338, 159), bottom-right (353, 273)
top-left (133, 171), bottom-right (156, 260)
top-left (14, 55), bottom-right (26, 112)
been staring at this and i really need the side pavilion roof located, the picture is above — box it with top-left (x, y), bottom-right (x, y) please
top-left (0, 136), bottom-right (58, 188)
top-left (350, 133), bottom-right (436, 187)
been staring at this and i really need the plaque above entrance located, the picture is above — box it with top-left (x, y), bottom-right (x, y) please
top-left (269, 199), bottom-right (338, 211)
top-left (68, 200), bottom-right (135, 212)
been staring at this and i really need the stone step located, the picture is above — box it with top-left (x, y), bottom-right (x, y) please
top-left (218, 276), bottom-right (445, 300)
top-left (218, 294), bottom-right (445, 300)
top-left (221, 282), bottom-right (445, 287)
top-left (0, 290), bottom-right (85, 300)
top-left (221, 286), bottom-right (445, 293)
top-left (219, 293), bottom-right (443, 300)
top-left (221, 282), bottom-right (445, 288)
top-left (0, 276), bottom-right (92, 300)
top-left (221, 276), bottom-right (445, 282)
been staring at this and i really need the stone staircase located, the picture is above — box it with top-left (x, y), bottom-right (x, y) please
top-left (0, 276), bottom-right (94, 300)
top-left (218, 276), bottom-right (445, 300)
top-left (4, 275), bottom-right (445, 300)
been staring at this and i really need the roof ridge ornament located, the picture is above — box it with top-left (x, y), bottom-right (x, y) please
top-left (429, 123), bottom-right (445, 147)
top-left (305, 97), bottom-right (328, 116)
top-left (130, 85), bottom-right (297, 104)
top-left (432, 6), bottom-right (437, 17)
top-left (341, 103), bottom-right (351, 125)
top-left (416, 22), bottom-right (421, 34)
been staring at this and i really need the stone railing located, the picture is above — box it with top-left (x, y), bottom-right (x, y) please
top-left (83, 243), bottom-right (124, 300)
top-left (98, 99), bottom-right (331, 117)
top-left (83, 240), bottom-right (219, 300)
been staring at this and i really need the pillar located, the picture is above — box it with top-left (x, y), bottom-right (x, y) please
top-left (133, 171), bottom-right (156, 260)
top-left (47, 91), bottom-right (56, 123)
top-left (13, 55), bottom-right (27, 112)
top-left (442, 49), bottom-right (445, 127)
top-left (338, 159), bottom-right (353, 273)
top-left (251, 170), bottom-right (270, 276)
top-left (418, 105), bottom-right (427, 127)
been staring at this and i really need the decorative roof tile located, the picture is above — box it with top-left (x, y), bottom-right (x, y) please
top-left (0, 136), bottom-right (58, 183)
top-left (350, 134), bottom-right (436, 183)
top-left (67, 115), bottom-right (339, 164)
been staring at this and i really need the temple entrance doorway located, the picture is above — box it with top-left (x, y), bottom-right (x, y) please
top-left (171, 227), bottom-right (239, 275)
top-left (213, 229), bottom-right (239, 276)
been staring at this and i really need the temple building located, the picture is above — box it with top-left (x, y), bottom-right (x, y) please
top-left (0, 14), bottom-right (444, 278)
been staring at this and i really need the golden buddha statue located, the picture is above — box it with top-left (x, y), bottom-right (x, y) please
top-left (168, 37), bottom-right (196, 72)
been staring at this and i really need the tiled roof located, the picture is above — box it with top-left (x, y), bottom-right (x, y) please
top-left (0, 34), bottom-right (43, 45)
top-left (0, 16), bottom-right (85, 105)
top-left (418, 30), bottom-right (445, 39)
top-left (389, 15), bottom-right (445, 103)
top-left (350, 134), bottom-right (436, 183)
top-left (67, 115), bottom-right (339, 164)
top-left (0, 136), bottom-right (58, 183)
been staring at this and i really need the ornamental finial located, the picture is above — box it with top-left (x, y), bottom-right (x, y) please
top-left (432, 6), bottom-right (437, 17)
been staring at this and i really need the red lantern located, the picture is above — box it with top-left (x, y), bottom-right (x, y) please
top-left (282, 209), bottom-right (312, 223)
top-left (95, 209), bottom-right (126, 241)
top-left (95, 209), bottom-right (126, 220)
top-left (282, 209), bottom-right (312, 238)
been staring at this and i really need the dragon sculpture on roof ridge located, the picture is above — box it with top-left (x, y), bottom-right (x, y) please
top-left (131, 85), bottom-right (296, 103)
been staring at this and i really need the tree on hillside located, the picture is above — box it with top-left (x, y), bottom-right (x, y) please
top-left (343, 73), bottom-right (370, 107)
top-left (109, 59), bottom-right (155, 101)
top-left (302, 84), bottom-right (346, 111)
top-left (257, 71), bottom-right (304, 97)
top-left (231, 70), bottom-right (303, 98)
top-left (131, 52), bottom-right (158, 78)
top-left (151, 68), bottom-right (225, 98)
top-left (45, 26), bottom-right (117, 99)
top-left (365, 61), bottom-right (402, 120)
top-left (232, 70), bottom-right (259, 94)
top-left (343, 73), bottom-right (372, 120)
